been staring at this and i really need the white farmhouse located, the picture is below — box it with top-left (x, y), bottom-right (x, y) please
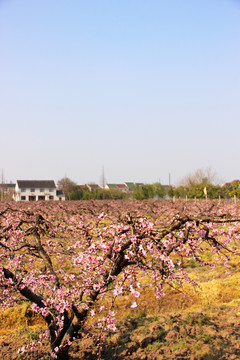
top-left (14, 180), bottom-right (65, 201)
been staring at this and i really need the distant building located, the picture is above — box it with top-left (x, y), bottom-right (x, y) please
top-left (14, 180), bottom-right (65, 201)
top-left (124, 182), bottom-right (135, 192)
top-left (87, 184), bottom-right (101, 191)
top-left (105, 183), bottom-right (130, 192)
top-left (105, 184), bottom-right (117, 190)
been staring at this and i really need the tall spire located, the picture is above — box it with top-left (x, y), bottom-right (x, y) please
top-left (101, 166), bottom-right (106, 188)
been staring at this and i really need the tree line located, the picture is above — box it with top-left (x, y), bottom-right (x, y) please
top-left (58, 176), bottom-right (240, 201)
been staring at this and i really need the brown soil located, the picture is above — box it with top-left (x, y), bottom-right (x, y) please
top-left (0, 303), bottom-right (239, 360)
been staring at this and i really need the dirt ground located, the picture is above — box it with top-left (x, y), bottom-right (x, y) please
top-left (0, 302), bottom-right (239, 360)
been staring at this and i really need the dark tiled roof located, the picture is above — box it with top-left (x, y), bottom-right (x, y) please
top-left (17, 180), bottom-right (56, 189)
top-left (0, 183), bottom-right (15, 189)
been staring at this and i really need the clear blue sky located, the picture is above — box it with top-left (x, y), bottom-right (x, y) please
top-left (1, 0), bottom-right (240, 185)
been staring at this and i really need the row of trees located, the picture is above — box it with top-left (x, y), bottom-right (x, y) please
top-left (130, 181), bottom-right (239, 200)
top-left (173, 181), bottom-right (240, 199)
top-left (173, 169), bottom-right (240, 199)
top-left (57, 176), bottom-right (240, 201)
top-left (57, 180), bottom-right (166, 200)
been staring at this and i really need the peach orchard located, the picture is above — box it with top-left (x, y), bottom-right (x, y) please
top-left (0, 200), bottom-right (239, 359)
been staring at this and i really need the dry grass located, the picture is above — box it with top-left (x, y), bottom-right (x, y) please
top-left (0, 303), bottom-right (45, 335)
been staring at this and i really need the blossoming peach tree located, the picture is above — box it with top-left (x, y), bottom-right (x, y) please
top-left (0, 200), bottom-right (239, 359)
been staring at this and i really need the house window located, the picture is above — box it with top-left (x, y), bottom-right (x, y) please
top-left (40, 189), bottom-right (45, 193)
top-left (30, 189), bottom-right (35, 192)
top-left (21, 196), bottom-right (26, 200)
top-left (49, 196), bottom-right (54, 200)
top-left (49, 189), bottom-right (54, 192)
top-left (21, 188), bottom-right (26, 192)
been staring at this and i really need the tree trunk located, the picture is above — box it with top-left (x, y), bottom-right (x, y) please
top-left (54, 347), bottom-right (70, 360)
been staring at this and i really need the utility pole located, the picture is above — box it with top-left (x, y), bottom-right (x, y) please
top-left (1, 169), bottom-right (5, 201)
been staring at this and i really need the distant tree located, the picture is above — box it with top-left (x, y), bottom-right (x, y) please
top-left (131, 184), bottom-right (144, 200)
top-left (132, 184), bottom-right (165, 200)
top-left (225, 180), bottom-right (240, 198)
top-left (206, 184), bottom-right (228, 199)
top-left (167, 185), bottom-right (174, 198)
top-left (174, 186), bottom-right (187, 199)
top-left (70, 186), bottom-right (89, 200)
top-left (187, 184), bottom-right (205, 199)
top-left (94, 188), bottom-right (128, 200)
top-left (57, 177), bottom-right (77, 200)
top-left (142, 184), bottom-right (155, 199)
top-left (132, 184), bottom-right (154, 200)
top-left (153, 183), bottom-right (164, 198)
top-left (70, 187), bottom-right (129, 201)
top-left (179, 168), bottom-right (218, 187)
